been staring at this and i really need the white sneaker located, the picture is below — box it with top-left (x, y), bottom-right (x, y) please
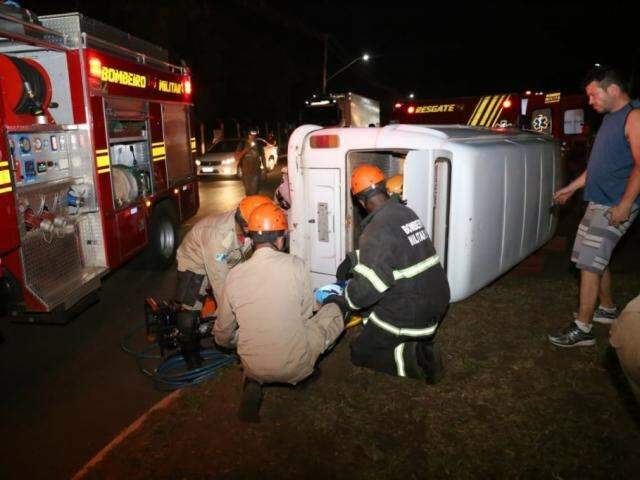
top-left (592, 306), bottom-right (619, 325)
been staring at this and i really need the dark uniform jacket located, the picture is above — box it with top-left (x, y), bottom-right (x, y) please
top-left (345, 198), bottom-right (450, 336)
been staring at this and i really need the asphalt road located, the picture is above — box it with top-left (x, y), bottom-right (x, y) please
top-left (0, 167), bottom-right (282, 480)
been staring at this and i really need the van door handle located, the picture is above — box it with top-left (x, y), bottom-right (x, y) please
top-left (308, 219), bottom-right (316, 223)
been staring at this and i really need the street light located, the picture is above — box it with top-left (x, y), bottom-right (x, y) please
top-left (323, 53), bottom-right (370, 93)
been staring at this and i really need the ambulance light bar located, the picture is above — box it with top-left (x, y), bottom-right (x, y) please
top-left (310, 135), bottom-right (340, 149)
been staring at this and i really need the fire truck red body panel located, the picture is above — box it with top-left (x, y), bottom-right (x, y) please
top-left (0, 9), bottom-right (199, 320)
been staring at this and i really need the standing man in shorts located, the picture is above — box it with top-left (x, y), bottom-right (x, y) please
top-left (549, 66), bottom-right (640, 347)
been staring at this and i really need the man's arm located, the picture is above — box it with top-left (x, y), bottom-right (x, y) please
top-left (234, 141), bottom-right (249, 162)
top-left (608, 109), bottom-right (640, 225)
top-left (554, 170), bottom-right (587, 205)
top-left (213, 286), bottom-right (239, 348)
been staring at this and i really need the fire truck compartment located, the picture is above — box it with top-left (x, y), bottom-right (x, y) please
top-left (289, 124), bottom-right (561, 302)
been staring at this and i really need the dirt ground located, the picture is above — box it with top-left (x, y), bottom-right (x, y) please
top-left (84, 215), bottom-right (640, 480)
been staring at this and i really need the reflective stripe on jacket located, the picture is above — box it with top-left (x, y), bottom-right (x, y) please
top-left (345, 198), bottom-right (450, 334)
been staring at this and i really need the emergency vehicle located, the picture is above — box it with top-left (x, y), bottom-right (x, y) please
top-left (393, 91), bottom-right (592, 179)
top-left (287, 124), bottom-right (561, 302)
top-left (302, 92), bottom-right (380, 127)
top-left (0, 8), bottom-right (198, 322)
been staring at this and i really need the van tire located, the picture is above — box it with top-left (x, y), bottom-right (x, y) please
top-left (147, 201), bottom-right (179, 269)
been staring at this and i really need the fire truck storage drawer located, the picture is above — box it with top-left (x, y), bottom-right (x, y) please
top-left (116, 205), bottom-right (147, 260)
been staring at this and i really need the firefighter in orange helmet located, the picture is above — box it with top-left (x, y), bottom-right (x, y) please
top-left (215, 203), bottom-right (344, 422)
top-left (328, 164), bottom-right (450, 382)
top-left (386, 174), bottom-right (403, 197)
top-left (173, 194), bottom-right (271, 368)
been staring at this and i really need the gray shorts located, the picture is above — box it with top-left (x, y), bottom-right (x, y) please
top-left (571, 202), bottom-right (639, 273)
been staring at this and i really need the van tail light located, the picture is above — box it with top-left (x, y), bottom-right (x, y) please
top-left (310, 135), bottom-right (340, 149)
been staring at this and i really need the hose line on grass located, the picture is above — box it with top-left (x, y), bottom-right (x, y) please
top-left (121, 325), bottom-right (236, 391)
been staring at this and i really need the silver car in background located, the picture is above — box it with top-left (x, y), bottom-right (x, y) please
top-left (195, 138), bottom-right (278, 177)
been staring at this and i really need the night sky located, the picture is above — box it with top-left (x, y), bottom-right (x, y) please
top-left (23, 0), bottom-right (640, 129)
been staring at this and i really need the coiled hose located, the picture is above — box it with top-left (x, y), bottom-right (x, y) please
top-left (121, 325), bottom-right (237, 391)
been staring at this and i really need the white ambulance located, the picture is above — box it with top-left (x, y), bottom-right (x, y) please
top-left (286, 124), bottom-right (562, 302)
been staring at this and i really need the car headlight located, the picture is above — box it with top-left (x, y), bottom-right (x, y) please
top-left (195, 159), bottom-right (201, 166)
top-left (222, 158), bottom-right (234, 165)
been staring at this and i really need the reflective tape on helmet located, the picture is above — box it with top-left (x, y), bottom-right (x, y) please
top-left (393, 254), bottom-right (440, 280)
top-left (394, 343), bottom-right (407, 377)
top-left (369, 312), bottom-right (438, 338)
top-left (353, 264), bottom-right (389, 293)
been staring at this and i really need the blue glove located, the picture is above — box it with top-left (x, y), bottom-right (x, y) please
top-left (315, 283), bottom-right (345, 304)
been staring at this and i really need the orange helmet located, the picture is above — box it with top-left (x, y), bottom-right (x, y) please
top-left (386, 174), bottom-right (404, 195)
top-left (351, 164), bottom-right (385, 196)
top-left (238, 195), bottom-right (272, 224)
top-left (248, 203), bottom-right (288, 233)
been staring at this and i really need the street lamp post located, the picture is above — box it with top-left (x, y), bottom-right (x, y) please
top-left (322, 53), bottom-right (370, 94)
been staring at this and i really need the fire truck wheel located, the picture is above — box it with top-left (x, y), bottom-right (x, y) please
top-left (148, 202), bottom-right (178, 269)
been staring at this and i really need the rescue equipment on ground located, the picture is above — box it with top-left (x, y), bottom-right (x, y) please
top-left (120, 297), bottom-right (235, 391)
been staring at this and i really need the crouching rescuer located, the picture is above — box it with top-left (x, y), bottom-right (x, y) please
top-left (331, 164), bottom-right (451, 382)
top-left (172, 194), bottom-right (272, 368)
top-left (214, 203), bottom-right (345, 422)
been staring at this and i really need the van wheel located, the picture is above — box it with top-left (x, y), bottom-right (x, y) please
top-left (147, 201), bottom-right (178, 269)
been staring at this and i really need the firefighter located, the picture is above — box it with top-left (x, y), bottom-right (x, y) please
top-left (235, 129), bottom-right (267, 195)
top-left (173, 194), bottom-right (272, 367)
top-left (386, 174), bottom-right (404, 202)
top-left (214, 203), bottom-right (345, 422)
top-left (334, 164), bottom-right (450, 381)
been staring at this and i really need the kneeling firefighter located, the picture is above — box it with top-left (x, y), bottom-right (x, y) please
top-left (173, 194), bottom-right (272, 367)
top-left (214, 203), bottom-right (345, 422)
top-left (335, 164), bottom-right (451, 382)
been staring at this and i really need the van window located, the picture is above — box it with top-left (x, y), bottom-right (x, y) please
top-left (564, 109), bottom-right (585, 135)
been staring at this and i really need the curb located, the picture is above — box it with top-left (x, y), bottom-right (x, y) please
top-left (71, 389), bottom-right (183, 479)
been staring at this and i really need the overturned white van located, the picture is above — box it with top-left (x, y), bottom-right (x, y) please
top-left (287, 124), bottom-right (562, 302)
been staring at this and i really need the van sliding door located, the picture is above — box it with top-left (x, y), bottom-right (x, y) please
top-left (403, 150), bottom-right (451, 271)
top-left (305, 168), bottom-right (341, 275)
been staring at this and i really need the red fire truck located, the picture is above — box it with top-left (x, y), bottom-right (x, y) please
top-left (393, 91), bottom-right (594, 178)
top-left (0, 7), bottom-right (199, 322)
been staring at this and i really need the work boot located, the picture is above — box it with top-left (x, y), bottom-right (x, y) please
top-left (417, 341), bottom-right (444, 384)
top-left (238, 377), bottom-right (263, 423)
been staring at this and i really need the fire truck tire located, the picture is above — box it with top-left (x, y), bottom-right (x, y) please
top-left (148, 202), bottom-right (178, 269)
